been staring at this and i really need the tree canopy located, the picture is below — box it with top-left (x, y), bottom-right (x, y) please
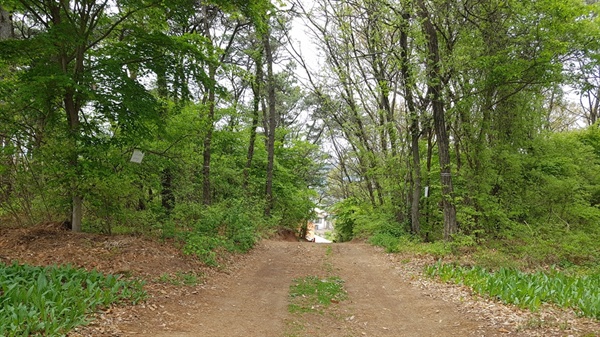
top-left (1, 0), bottom-right (600, 264)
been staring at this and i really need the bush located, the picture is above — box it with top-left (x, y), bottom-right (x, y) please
top-left (369, 233), bottom-right (401, 253)
top-left (331, 198), bottom-right (360, 242)
top-left (332, 198), bottom-right (404, 242)
top-left (179, 199), bottom-right (265, 265)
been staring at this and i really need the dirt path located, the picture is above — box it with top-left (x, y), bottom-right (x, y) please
top-left (330, 243), bottom-right (493, 337)
top-left (3, 224), bottom-right (598, 336)
top-left (118, 241), bottom-right (507, 337)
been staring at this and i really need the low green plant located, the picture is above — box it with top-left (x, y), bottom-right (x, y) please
top-left (0, 262), bottom-right (146, 336)
top-left (288, 276), bottom-right (348, 314)
top-left (323, 231), bottom-right (335, 242)
top-left (369, 234), bottom-right (452, 258)
top-left (369, 233), bottom-right (401, 253)
top-left (156, 271), bottom-right (203, 286)
top-left (425, 262), bottom-right (600, 319)
top-left (471, 248), bottom-right (526, 270)
top-left (182, 234), bottom-right (224, 266)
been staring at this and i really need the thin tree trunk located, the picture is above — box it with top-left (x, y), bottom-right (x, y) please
top-left (244, 51), bottom-right (263, 190)
top-left (591, 86), bottom-right (600, 125)
top-left (65, 87), bottom-right (82, 232)
top-left (417, 0), bottom-right (457, 240)
top-left (410, 125), bottom-right (422, 234)
top-left (424, 126), bottom-right (434, 238)
top-left (63, 41), bottom-right (85, 232)
top-left (202, 65), bottom-right (216, 205)
top-left (161, 168), bottom-right (174, 212)
top-left (263, 30), bottom-right (276, 216)
top-left (0, 5), bottom-right (13, 204)
top-left (399, 10), bottom-right (421, 235)
top-left (202, 5), bottom-right (216, 206)
top-left (155, 55), bottom-right (175, 211)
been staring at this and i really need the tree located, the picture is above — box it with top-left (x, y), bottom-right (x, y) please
top-left (297, 0), bottom-right (600, 242)
top-left (416, 0), bottom-right (457, 239)
top-left (2, 1), bottom-right (156, 230)
top-left (263, 22), bottom-right (277, 216)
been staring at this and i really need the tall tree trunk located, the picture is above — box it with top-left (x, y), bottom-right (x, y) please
top-left (410, 119), bottom-right (422, 235)
top-left (588, 85), bottom-right (600, 125)
top-left (424, 125), bottom-right (434, 238)
top-left (62, 29), bottom-right (86, 231)
top-left (263, 30), bottom-right (276, 216)
top-left (0, 5), bottom-right (13, 204)
top-left (202, 5), bottom-right (216, 206)
top-left (65, 87), bottom-right (82, 232)
top-left (417, 0), bottom-right (457, 240)
top-left (160, 168), bottom-right (174, 211)
top-left (244, 51), bottom-right (263, 190)
top-left (399, 10), bottom-right (421, 235)
top-left (202, 64), bottom-right (216, 205)
top-left (155, 55), bottom-right (175, 211)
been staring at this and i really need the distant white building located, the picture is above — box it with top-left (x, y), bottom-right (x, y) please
top-left (313, 208), bottom-right (333, 231)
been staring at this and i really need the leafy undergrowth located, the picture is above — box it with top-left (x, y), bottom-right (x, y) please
top-left (425, 262), bottom-right (600, 319)
top-left (369, 233), bottom-right (452, 257)
top-left (0, 262), bottom-right (146, 336)
top-left (168, 200), bottom-right (270, 267)
top-left (368, 230), bottom-right (600, 272)
top-left (288, 276), bottom-right (348, 314)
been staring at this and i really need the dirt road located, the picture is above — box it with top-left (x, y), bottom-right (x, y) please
top-left (3, 224), bottom-right (597, 336)
top-left (120, 241), bottom-right (508, 337)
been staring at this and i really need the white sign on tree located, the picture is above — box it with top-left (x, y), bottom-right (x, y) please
top-left (130, 149), bottom-right (145, 164)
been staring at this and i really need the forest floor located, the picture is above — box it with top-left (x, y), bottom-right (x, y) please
top-left (1, 223), bottom-right (600, 336)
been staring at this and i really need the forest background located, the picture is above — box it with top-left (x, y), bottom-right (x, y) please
top-left (1, 0), bottom-right (600, 270)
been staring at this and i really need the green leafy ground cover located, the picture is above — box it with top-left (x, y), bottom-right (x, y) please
top-left (0, 262), bottom-right (146, 336)
top-left (288, 276), bottom-right (348, 314)
top-left (425, 262), bottom-right (600, 319)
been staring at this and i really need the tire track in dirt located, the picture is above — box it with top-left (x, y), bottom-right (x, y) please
top-left (330, 243), bottom-right (502, 337)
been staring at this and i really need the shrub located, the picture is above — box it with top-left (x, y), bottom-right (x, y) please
top-left (369, 233), bottom-right (401, 253)
top-left (179, 199), bottom-right (265, 265)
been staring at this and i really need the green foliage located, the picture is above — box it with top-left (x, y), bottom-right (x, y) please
top-left (425, 262), bottom-right (600, 319)
top-left (483, 224), bottom-right (600, 269)
top-left (178, 200), bottom-right (265, 266)
top-left (0, 262), bottom-right (146, 336)
top-left (332, 198), bottom-right (402, 242)
top-left (331, 198), bottom-right (360, 242)
top-left (156, 271), bottom-right (203, 286)
top-left (0, 0), bottom-right (321, 241)
top-left (448, 128), bottom-right (600, 253)
top-left (288, 276), bottom-right (348, 314)
top-left (368, 233), bottom-right (402, 253)
top-left (369, 234), bottom-right (453, 258)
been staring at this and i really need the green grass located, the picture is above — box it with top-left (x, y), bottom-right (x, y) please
top-left (0, 262), bottom-right (146, 336)
top-left (288, 276), bottom-right (348, 314)
top-left (156, 271), bottom-right (203, 286)
top-left (425, 262), bottom-right (600, 319)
